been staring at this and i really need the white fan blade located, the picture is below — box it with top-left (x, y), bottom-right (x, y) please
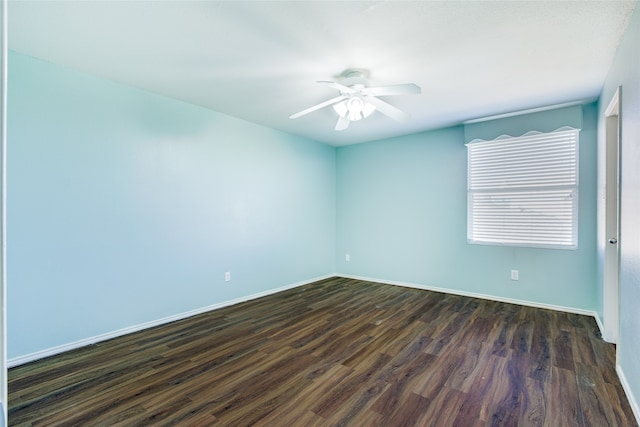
top-left (364, 96), bottom-right (409, 122)
top-left (335, 116), bottom-right (350, 131)
top-left (289, 95), bottom-right (346, 119)
top-left (317, 81), bottom-right (357, 94)
top-left (361, 83), bottom-right (421, 97)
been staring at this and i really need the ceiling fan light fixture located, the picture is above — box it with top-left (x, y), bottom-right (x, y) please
top-left (333, 100), bottom-right (348, 118)
top-left (361, 100), bottom-right (376, 118)
top-left (333, 96), bottom-right (375, 122)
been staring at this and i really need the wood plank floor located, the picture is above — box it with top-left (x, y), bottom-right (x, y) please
top-left (9, 277), bottom-right (638, 426)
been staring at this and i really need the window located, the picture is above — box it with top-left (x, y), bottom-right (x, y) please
top-left (467, 128), bottom-right (579, 249)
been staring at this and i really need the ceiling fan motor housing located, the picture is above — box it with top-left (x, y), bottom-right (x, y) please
top-left (338, 69), bottom-right (370, 89)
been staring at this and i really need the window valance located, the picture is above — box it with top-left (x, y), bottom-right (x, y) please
top-left (464, 104), bottom-right (583, 144)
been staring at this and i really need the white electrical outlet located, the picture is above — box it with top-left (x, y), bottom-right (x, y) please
top-left (225, 272), bottom-right (231, 282)
top-left (511, 270), bottom-right (519, 281)
top-left (345, 254), bottom-right (350, 262)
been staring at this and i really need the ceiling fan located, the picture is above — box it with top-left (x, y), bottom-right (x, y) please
top-left (289, 69), bottom-right (421, 131)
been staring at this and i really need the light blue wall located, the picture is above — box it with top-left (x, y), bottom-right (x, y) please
top-left (7, 52), bottom-right (336, 359)
top-left (599, 4), bottom-right (640, 417)
top-left (337, 104), bottom-right (598, 311)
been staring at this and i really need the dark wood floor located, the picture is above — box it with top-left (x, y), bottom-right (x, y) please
top-left (9, 277), bottom-right (637, 426)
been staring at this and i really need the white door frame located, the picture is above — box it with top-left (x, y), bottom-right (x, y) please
top-left (602, 87), bottom-right (621, 344)
top-left (0, 0), bottom-right (7, 424)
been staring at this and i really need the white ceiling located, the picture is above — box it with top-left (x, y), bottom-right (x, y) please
top-left (8, 1), bottom-right (637, 146)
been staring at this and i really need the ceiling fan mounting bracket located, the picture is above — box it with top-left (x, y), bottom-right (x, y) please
top-left (338, 69), bottom-right (370, 87)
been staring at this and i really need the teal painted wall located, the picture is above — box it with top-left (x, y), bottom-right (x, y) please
top-left (337, 104), bottom-right (598, 311)
top-left (599, 4), bottom-right (640, 416)
top-left (7, 52), bottom-right (336, 358)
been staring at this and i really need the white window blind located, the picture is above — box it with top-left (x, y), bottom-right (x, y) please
top-left (467, 128), bottom-right (579, 249)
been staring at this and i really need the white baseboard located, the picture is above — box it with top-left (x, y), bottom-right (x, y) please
top-left (617, 364), bottom-right (640, 425)
top-left (593, 311), bottom-right (606, 339)
top-left (337, 273), bottom-right (598, 318)
top-left (8, 274), bottom-right (335, 368)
